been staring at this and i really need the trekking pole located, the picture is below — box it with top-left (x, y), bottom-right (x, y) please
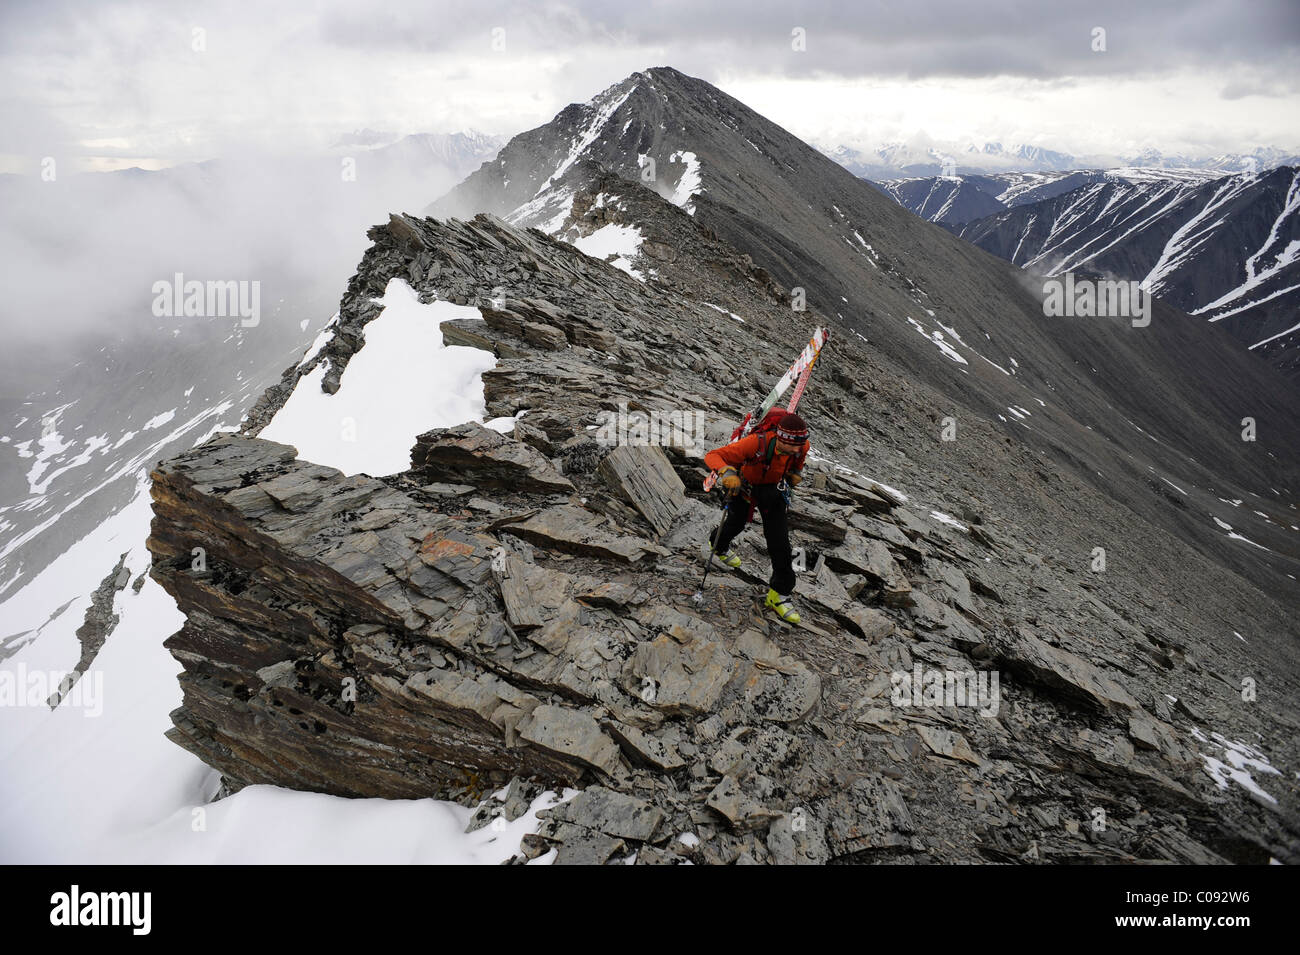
top-left (692, 491), bottom-right (734, 605)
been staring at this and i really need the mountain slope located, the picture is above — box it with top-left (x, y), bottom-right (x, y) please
top-left (126, 68), bottom-right (1300, 863)
top-left (0, 130), bottom-right (507, 608)
top-left (148, 195), bottom-right (1300, 863)
top-left (875, 169), bottom-right (1223, 226)
top-left (955, 167), bottom-right (1300, 375)
top-left (871, 175), bottom-right (1005, 226)
top-left (6, 66), bottom-right (1299, 865)
top-left (433, 67), bottom-right (1300, 605)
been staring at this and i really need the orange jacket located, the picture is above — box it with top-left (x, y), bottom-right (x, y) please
top-left (705, 432), bottom-right (809, 486)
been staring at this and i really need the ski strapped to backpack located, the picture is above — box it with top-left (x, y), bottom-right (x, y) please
top-left (703, 326), bottom-right (829, 491)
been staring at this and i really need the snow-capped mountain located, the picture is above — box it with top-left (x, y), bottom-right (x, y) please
top-left (874, 168), bottom-right (1226, 226)
top-left (1128, 146), bottom-right (1300, 175)
top-left (871, 175), bottom-right (1009, 226)
top-left (332, 129), bottom-right (507, 172)
top-left (823, 141), bottom-right (1083, 180)
top-left (953, 166), bottom-right (1300, 375)
top-left (821, 138), bottom-right (1300, 181)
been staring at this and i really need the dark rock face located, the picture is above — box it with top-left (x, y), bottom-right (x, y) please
top-left (150, 429), bottom-right (1251, 861)
top-left (410, 422), bottom-right (574, 494)
top-left (43, 551), bottom-right (133, 707)
top-left (872, 176), bottom-right (1006, 226)
top-left (151, 194), bottom-right (1299, 863)
top-left (148, 435), bottom-right (589, 794)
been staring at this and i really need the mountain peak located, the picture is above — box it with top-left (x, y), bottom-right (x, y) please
top-left (429, 65), bottom-right (878, 232)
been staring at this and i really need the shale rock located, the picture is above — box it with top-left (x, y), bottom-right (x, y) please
top-left (410, 422), bottom-right (574, 493)
top-left (152, 203), bottom-right (1293, 865)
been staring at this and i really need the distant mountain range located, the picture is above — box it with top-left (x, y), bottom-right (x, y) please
top-left (912, 167), bottom-right (1300, 377)
top-left (870, 168), bottom-right (1231, 227)
top-left (821, 140), bottom-right (1300, 181)
top-left (860, 136), bottom-right (1300, 378)
top-left (330, 129), bottom-right (508, 170)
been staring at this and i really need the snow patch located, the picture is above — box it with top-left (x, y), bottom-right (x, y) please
top-left (142, 409), bottom-right (177, 431)
top-left (907, 317), bottom-right (967, 365)
top-left (535, 85), bottom-right (635, 196)
top-left (259, 279), bottom-right (497, 477)
top-left (929, 510), bottom-right (969, 531)
top-left (572, 223), bottom-right (646, 282)
top-left (1190, 729), bottom-right (1281, 805)
top-left (703, 302), bottom-right (746, 323)
top-left (668, 150), bottom-right (702, 211)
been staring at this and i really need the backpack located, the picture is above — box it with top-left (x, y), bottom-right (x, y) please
top-left (705, 405), bottom-right (800, 495)
top-left (735, 406), bottom-right (799, 521)
top-left (733, 405), bottom-right (790, 466)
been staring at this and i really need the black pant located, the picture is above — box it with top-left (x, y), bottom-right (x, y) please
top-left (711, 483), bottom-right (796, 595)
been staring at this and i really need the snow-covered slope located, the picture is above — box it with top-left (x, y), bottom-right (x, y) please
top-left (871, 175), bottom-right (1006, 226)
top-left (0, 322), bottom-right (305, 609)
top-left (0, 127), bottom-right (508, 603)
top-left (0, 274), bottom-right (568, 863)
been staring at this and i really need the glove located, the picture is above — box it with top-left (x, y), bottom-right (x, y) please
top-left (788, 472), bottom-right (803, 487)
top-left (720, 467), bottom-right (741, 490)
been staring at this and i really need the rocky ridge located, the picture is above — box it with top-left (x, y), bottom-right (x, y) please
top-left (149, 173), bottom-right (1300, 863)
top-left (433, 68), bottom-right (1300, 609)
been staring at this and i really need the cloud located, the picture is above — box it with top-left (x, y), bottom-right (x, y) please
top-left (1221, 77), bottom-right (1296, 100)
top-left (1, 1), bottom-right (1297, 171)
top-left (0, 141), bottom-right (483, 358)
top-left (297, 0), bottom-right (1300, 82)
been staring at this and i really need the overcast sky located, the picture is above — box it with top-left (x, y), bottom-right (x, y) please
top-left (2, 0), bottom-right (1298, 172)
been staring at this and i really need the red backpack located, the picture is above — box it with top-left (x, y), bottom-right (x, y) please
top-left (735, 405), bottom-right (790, 466)
top-left (731, 405), bottom-right (801, 523)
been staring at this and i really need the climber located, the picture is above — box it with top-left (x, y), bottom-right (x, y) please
top-left (702, 412), bottom-right (810, 623)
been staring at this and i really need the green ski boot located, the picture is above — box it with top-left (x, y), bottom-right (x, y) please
top-left (704, 541), bottom-right (742, 569)
top-left (765, 588), bottom-right (801, 623)
top-left (713, 549), bottom-right (742, 569)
